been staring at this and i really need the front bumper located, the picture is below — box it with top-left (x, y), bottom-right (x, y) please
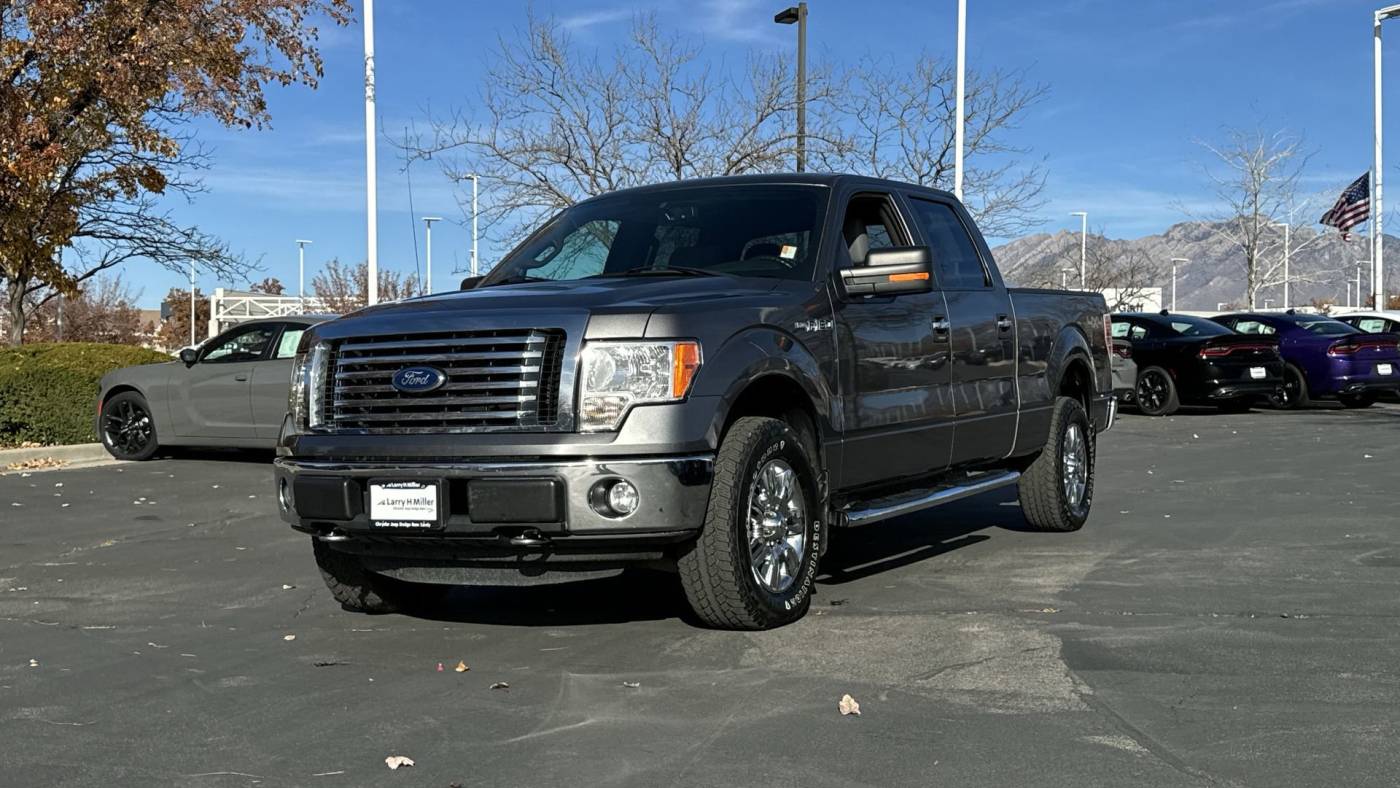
top-left (274, 454), bottom-right (714, 542)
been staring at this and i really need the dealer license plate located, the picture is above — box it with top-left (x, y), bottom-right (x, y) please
top-left (1379, 363), bottom-right (1394, 376)
top-left (1249, 367), bottom-right (1266, 380)
top-left (369, 480), bottom-right (440, 528)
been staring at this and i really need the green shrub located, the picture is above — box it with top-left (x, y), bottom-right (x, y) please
top-left (0, 342), bottom-right (172, 447)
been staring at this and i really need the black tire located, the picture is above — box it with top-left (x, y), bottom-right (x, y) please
top-left (1018, 396), bottom-right (1094, 532)
top-left (1340, 392), bottom-right (1378, 409)
top-left (1134, 366), bottom-right (1179, 417)
top-left (1271, 364), bottom-right (1310, 410)
top-left (677, 416), bottom-right (823, 630)
top-left (100, 391), bottom-right (160, 461)
top-left (1216, 398), bottom-right (1253, 413)
top-left (312, 539), bottom-right (446, 614)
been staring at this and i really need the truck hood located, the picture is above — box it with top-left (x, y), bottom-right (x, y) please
top-left (307, 275), bottom-right (801, 343)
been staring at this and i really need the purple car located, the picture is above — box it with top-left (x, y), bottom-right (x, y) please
top-left (1210, 311), bottom-right (1400, 409)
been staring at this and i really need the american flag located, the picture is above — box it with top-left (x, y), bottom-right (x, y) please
top-left (1319, 172), bottom-right (1370, 239)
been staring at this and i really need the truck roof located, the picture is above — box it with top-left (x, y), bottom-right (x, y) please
top-left (579, 173), bottom-right (959, 205)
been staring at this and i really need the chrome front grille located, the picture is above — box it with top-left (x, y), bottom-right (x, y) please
top-left (323, 329), bottom-right (566, 433)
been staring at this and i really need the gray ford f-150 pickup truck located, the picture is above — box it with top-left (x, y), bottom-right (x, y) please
top-left (275, 174), bottom-right (1115, 630)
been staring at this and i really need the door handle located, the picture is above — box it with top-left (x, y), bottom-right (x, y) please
top-left (234, 374), bottom-right (249, 382)
top-left (931, 317), bottom-right (950, 333)
top-left (996, 315), bottom-right (1013, 332)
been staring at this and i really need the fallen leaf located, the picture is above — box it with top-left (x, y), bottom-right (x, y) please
top-left (839, 694), bottom-right (861, 716)
top-left (283, 634), bottom-right (296, 641)
top-left (622, 681), bottom-right (640, 688)
top-left (454, 661), bottom-right (469, 673)
top-left (490, 681), bottom-right (510, 690)
top-left (281, 584), bottom-right (295, 590)
top-left (28, 659), bottom-right (39, 667)
top-left (436, 662), bottom-right (444, 672)
top-left (384, 755), bottom-right (415, 770)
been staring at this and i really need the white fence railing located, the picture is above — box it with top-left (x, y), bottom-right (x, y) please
top-left (208, 289), bottom-right (331, 338)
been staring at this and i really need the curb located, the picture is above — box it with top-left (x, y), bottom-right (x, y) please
top-left (0, 443), bottom-right (113, 472)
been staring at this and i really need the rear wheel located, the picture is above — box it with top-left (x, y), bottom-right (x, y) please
top-left (1340, 392), bottom-right (1377, 409)
top-left (677, 416), bottom-right (822, 630)
top-left (1271, 364), bottom-right (1310, 410)
top-left (1018, 396), bottom-right (1094, 532)
top-left (312, 539), bottom-right (446, 614)
top-left (100, 391), bottom-right (159, 461)
top-left (1134, 367), bottom-right (1179, 416)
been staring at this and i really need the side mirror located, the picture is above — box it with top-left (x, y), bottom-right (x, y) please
top-left (459, 276), bottom-right (483, 290)
top-left (838, 246), bottom-right (934, 297)
top-left (178, 348), bottom-right (199, 366)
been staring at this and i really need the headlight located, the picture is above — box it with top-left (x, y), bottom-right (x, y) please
top-left (288, 342), bottom-right (331, 432)
top-left (578, 340), bottom-right (701, 431)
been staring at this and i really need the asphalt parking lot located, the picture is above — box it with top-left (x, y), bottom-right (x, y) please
top-left (2, 403), bottom-right (1398, 787)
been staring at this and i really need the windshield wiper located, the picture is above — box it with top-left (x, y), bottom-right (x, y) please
top-left (609, 265), bottom-right (727, 278)
top-left (480, 274), bottom-right (547, 287)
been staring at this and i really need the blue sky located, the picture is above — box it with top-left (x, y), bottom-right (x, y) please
top-left (135, 0), bottom-right (1389, 306)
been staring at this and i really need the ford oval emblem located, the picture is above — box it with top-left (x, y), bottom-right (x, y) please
top-left (391, 366), bottom-right (447, 394)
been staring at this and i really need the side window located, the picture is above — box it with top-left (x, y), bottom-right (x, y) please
top-left (1357, 318), bottom-right (1388, 333)
top-left (202, 324), bottom-right (278, 364)
top-left (1110, 321), bottom-right (1130, 338)
top-left (273, 327), bottom-right (306, 359)
top-left (1127, 322), bottom-right (1150, 341)
top-left (905, 198), bottom-right (988, 289)
top-left (838, 193), bottom-right (906, 268)
top-left (530, 219), bottom-right (617, 279)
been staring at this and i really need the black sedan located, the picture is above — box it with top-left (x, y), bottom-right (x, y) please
top-left (1110, 311), bottom-right (1285, 416)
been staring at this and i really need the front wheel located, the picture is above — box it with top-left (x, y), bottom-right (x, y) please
top-left (677, 416), bottom-right (822, 630)
top-left (1135, 367), bottom-right (1179, 416)
top-left (1018, 396), bottom-right (1094, 532)
top-left (100, 391), bottom-right (159, 461)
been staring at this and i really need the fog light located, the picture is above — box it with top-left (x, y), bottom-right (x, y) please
top-left (607, 480), bottom-right (639, 516)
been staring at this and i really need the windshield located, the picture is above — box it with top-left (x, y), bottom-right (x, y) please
top-left (1296, 319), bottom-right (1357, 336)
top-left (1166, 315), bottom-right (1231, 337)
top-left (482, 185), bottom-right (827, 285)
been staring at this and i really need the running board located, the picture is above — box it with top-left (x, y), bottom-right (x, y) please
top-left (840, 471), bottom-right (1021, 527)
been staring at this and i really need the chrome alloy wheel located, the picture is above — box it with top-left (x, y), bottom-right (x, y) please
top-left (1062, 422), bottom-right (1088, 512)
top-left (747, 459), bottom-right (807, 594)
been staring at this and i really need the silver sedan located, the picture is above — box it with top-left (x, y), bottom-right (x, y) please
top-left (97, 316), bottom-right (329, 460)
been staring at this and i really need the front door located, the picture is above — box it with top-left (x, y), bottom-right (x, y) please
top-left (173, 322), bottom-right (280, 438)
top-left (252, 323), bottom-right (308, 439)
top-left (905, 196), bottom-right (1016, 465)
top-left (831, 192), bottom-right (954, 489)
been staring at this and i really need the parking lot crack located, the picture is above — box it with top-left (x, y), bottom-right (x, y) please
top-left (909, 645), bottom-right (1051, 682)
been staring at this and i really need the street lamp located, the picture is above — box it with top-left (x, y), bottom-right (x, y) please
top-left (1264, 299), bottom-right (1275, 309)
top-left (1069, 211), bottom-right (1088, 288)
top-left (774, 4), bottom-right (807, 173)
top-left (1357, 261), bottom-right (1367, 308)
top-left (1060, 268), bottom-right (1075, 289)
top-left (295, 239), bottom-right (312, 309)
top-left (1170, 257), bottom-right (1189, 311)
top-left (954, 0), bottom-right (966, 200)
top-left (1271, 221), bottom-right (1290, 308)
top-left (420, 217), bottom-right (442, 294)
top-left (1373, 4), bottom-right (1400, 309)
top-left (467, 174), bottom-right (480, 277)
top-left (1346, 280), bottom-right (1354, 308)
top-left (363, 0), bottom-right (379, 306)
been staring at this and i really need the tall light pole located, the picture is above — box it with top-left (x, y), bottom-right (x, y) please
top-left (363, 0), bottom-right (379, 306)
top-left (1070, 211), bottom-right (1088, 288)
top-left (295, 239), bottom-right (312, 309)
top-left (954, 0), bottom-right (966, 200)
top-left (468, 174), bottom-right (480, 276)
top-left (1060, 268), bottom-right (1074, 289)
top-left (421, 217), bottom-right (442, 294)
top-left (1270, 221), bottom-right (1290, 308)
top-left (1357, 261), bottom-right (1367, 307)
top-left (1346, 280), bottom-right (1355, 308)
top-left (189, 260), bottom-right (196, 347)
top-left (774, 4), bottom-right (807, 172)
top-left (1171, 257), bottom-right (1189, 311)
top-left (1375, 5), bottom-right (1400, 309)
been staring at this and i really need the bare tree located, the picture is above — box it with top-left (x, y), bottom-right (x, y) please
top-left (249, 277), bottom-right (287, 295)
top-left (406, 12), bottom-right (1044, 253)
top-left (1189, 128), bottom-right (1328, 307)
top-left (156, 287), bottom-right (211, 350)
top-left (22, 274), bottom-right (144, 344)
top-left (312, 260), bottom-right (421, 315)
top-left (816, 55), bottom-right (1047, 238)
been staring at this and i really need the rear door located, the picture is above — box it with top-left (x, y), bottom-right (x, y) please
top-left (252, 323), bottom-right (309, 439)
top-left (173, 322), bottom-right (280, 439)
top-left (904, 195), bottom-right (1016, 465)
top-left (830, 190), bottom-right (954, 488)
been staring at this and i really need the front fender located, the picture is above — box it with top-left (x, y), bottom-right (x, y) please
top-left (693, 326), bottom-right (838, 445)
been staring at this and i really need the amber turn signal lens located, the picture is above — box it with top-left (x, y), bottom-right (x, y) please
top-left (671, 341), bottom-right (701, 398)
top-left (887, 272), bottom-right (929, 282)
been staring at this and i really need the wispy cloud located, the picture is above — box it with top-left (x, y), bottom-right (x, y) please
top-left (693, 0), bottom-right (769, 42)
top-left (560, 7), bottom-right (633, 30)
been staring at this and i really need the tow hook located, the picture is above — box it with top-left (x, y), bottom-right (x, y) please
top-left (508, 528), bottom-right (552, 548)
